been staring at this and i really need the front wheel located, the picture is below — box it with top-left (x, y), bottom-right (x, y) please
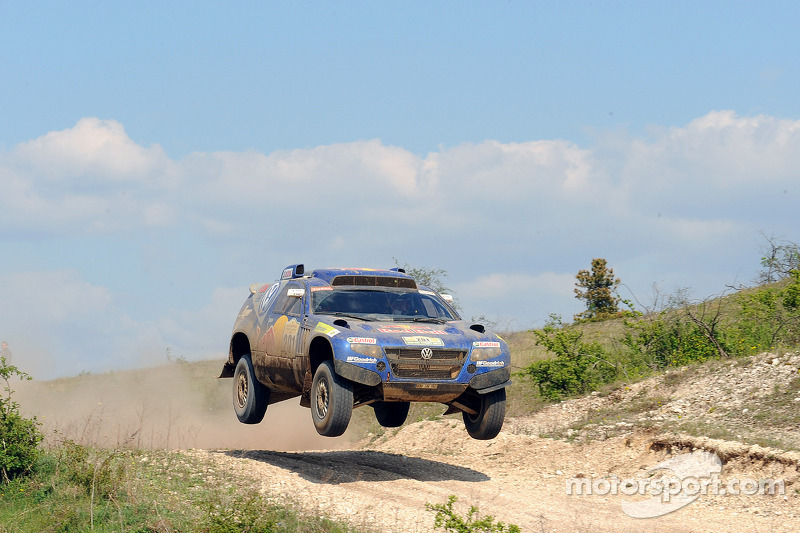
top-left (463, 388), bottom-right (506, 440)
top-left (233, 354), bottom-right (270, 424)
top-left (311, 360), bottom-right (353, 437)
top-left (372, 401), bottom-right (410, 427)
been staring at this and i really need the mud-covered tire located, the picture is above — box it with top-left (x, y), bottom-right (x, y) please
top-left (233, 354), bottom-right (269, 424)
top-left (463, 388), bottom-right (506, 440)
top-left (372, 401), bottom-right (410, 428)
top-left (311, 360), bottom-right (353, 437)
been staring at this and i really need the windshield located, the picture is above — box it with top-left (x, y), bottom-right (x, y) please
top-left (312, 288), bottom-right (458, 321)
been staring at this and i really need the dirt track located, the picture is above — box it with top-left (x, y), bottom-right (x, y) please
top-left (195, 418), bottom-right (800, 532)
top-left (16, 353), bottom-right (800, 531)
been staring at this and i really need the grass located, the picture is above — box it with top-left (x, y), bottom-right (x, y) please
top-left (0, 443), bottom-right (367, 533)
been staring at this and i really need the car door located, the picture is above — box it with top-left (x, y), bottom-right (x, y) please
top-left (263, 281), bottom-right (306, 391)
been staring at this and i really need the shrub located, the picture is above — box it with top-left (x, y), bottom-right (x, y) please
top-left (0, 357), bottom-right (43, 482)
top-left (426, 495), bottom-right (520, 533)
top-left (517, 316), bottom-right (619, 401)
top-left (622, 312), bottom-right (723, 368)
top-left (728, 269), bottom-right (800, 351)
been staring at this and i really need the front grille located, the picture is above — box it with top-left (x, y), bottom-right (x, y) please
top-left (384, 348), bottom-right (466, 379)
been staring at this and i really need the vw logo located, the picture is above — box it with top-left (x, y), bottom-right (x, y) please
top-left (420, 348), bottom-right (433, 360)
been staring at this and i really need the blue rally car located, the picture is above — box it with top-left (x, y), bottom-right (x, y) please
top-left (220, 264), bottom-right (511, 440)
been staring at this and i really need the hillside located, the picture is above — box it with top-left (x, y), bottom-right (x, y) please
top-left (10, 320), bottom-right (800, 531)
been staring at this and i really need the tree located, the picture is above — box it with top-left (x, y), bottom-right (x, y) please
top-left (758, 234), bottom-right (800, 284)
top-left (393, 259), bottom-right (460, 312)
top-left (393, 259), bottom-right (452, 294)
top-left (573, 258), bottom-right (621, 322)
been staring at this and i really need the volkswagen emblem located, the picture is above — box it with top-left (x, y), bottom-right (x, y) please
top-left (420, 347), bottom-right (433, 360)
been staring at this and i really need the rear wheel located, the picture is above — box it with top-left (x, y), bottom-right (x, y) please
top-left (372, 401), bottom-right (410, 427)
top-left (311, 360), bottom-right (353, 437)
top-left (463, 388), bottom-right (506, 440)
top-left (233, 354), bottom-right (269, 424)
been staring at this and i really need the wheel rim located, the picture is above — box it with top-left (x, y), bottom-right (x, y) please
top-left (315, 376), bottom-right (330, 420)
top-left (236, 371), bottom-right (248, 409)
top-left (466, 397), bottom-right (485, 423)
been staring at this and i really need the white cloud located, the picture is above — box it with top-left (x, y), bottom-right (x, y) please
top-left (454, 272), bottom-right (577, 328)
top-left (618, 110), bottom-right (800, 220)
top-left (461, 271), bottom-right (575, 300)
top-left (12, 118), bottom-right (169, 182)
top-left (432, 139), bottom-right (595, 203)
top-left (0, 118), bottom-right (176, 234)
top-left (7, 111), bottom-right (797, 242)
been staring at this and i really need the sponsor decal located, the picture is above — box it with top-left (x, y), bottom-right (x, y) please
top-left (377, 325), bottom-right (448, 335)
top-left (283, 318), bottom-right (300, 338)
top-left (280, 318), bottom-right (301, 355)
top-left (476, 360), bottom-right (505, 367)
top-left (473, 341), bottom-right (501, 348)
top-left (259, 284), bottom-right (270, 293)
top-left (259, 283), bottom-right (280, 313)
top-left (314, 322), bottom-right (340, 337)
top-left (347, 337), bottom-right (377, 344)
top-left (402, 336), bottom-right (445, 347)
top-left (281, 267), bottom-right (294, 279)
top-left (260, 315), bottom-right (303, 356)
top-left (310, 286), bottom-right (333, 292)
top-left (346, 355), bottom-right (377, 364)
top-left (237, 308), bottom-right (253, 320)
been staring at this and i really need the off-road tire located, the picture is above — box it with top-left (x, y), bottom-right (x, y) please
top-left (311, 360), bottom-right (353, 437)
top-left (463, 388), bottom-right (506, 440)
top-left (233, 354), bottom-right (269, 424)
top-left (372, 401), bottom-right (410, 428)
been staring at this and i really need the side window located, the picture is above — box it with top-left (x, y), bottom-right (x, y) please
top-left (420, 295), bottom-right (451, 318)
top-left (272, 282), bottom-right (304, 316)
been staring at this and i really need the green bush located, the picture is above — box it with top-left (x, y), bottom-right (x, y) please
top-left (621, 312), bottom-right (723, 368)
top-left (56, 440), bottom-right (126, 500)
top-left (0, 357), bottom-right (43, 482)
top-left (517, 317), bottom-right (619, 401)
top-left (427, 495), bottom-right (520, 533)
top-left (727, 269), bottom-right (800, 352)
top-left (202, 488), bottom-right (279, 533)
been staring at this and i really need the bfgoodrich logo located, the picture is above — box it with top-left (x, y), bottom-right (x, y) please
top-left (565, 450), bottom-right (785, 518)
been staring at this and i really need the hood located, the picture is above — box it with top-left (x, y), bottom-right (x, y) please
top-left (326, 319), bottom-right (502, 349)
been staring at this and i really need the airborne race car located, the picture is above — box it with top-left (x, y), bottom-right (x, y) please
top-left (220, 264), bottom-right (511, 440)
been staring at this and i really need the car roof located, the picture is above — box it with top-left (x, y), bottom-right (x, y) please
top-left (310, 267), bottom-right (417, 289)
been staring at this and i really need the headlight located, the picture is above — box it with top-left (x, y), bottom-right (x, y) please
top-left (470, 341), bottom-right (502, 362)
top-left (350, 343), bottom-right (383, 359)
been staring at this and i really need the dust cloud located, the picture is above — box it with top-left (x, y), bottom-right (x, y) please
top-left (13, 359), bottom-right (353, 451)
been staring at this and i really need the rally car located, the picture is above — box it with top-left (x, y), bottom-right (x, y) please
top-left (220, 264), bottom-right (511, 440)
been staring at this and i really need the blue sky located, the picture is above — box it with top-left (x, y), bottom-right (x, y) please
top-left (1, 2), bottom-right (799, 378)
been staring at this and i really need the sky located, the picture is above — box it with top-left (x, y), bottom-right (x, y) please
top-left (1, 1), bottom-right (799, 379)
